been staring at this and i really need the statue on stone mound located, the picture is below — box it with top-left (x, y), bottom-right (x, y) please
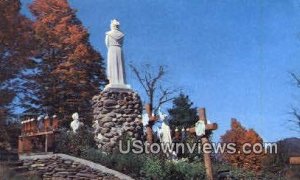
top-left (92, 19), bottom-right (141, 152)
top-left (105, 19), bottom-right (130, 89)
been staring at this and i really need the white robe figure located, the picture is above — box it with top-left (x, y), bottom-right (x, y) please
top-left (157, 108), bottom-right (171, 143)
top-left (37, 116), bottom-right (44, 131)
top-left (158, 108), bottom-right (176, 158)
top-left (70, 112), bottom-right (83, 133)
top-left (105, 19), bottom-right (130, 89)
top-left (161, 121), bottom-right (172, 145)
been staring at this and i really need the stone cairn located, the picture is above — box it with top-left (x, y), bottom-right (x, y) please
top-left (92, 88), bottom-right (143, 152)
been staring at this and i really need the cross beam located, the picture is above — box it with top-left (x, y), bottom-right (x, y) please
top-left (187, 108), bottom-right (217, 180)
top-left (145, 104), bottom-right (158, 144)
top-left (289, 157), bottom-right (300, 165)
top-left (188, 123), bottom-right (218, 133)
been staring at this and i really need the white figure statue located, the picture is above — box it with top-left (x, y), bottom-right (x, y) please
top-left (158, 109), bottom-right (172, 145)
top-left (105, 19), bottom-right (130, 89)
top-left (70, 112), bottom-right (83, 133)
top-left (37, 115), bottom-right (44, 131)
top-left (92, 120), bottom-right (100, 134)
top-left (158, 108), bottom-right (176, 158)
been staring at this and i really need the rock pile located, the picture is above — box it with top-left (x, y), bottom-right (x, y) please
top-left (21, 156), bottom-right (120, 180)
top-left (92, 88), bottom-right (143, 152)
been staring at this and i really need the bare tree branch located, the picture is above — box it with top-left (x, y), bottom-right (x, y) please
top-left (289, 73), bottom-right (300, 133)
top-left (288, 106), bottom-right (300, 133)
top-left (129, 63), bottom-right (177, 114)
top-left (154, 86), bottom-right (177, 113)
top-left (291, 73), bottom-right (300, 87)
top-left (129, 64), bottom-right (148, 95)
top-left (150, 66), bottom-right (165, 90)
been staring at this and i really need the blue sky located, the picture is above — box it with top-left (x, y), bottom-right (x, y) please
top-left (20, 0), bottom-right (300, 141)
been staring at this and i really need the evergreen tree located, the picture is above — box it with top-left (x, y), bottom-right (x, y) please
top-left (24, 0), bottom-right (106, 127)
top-left (168, 93), bottom-right (198, 129)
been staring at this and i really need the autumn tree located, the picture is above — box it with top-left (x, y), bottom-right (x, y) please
top-left (129, 64), bottom-right (177, 114)
top-left (221, 118), bottom-right (265, 172)
top-left (0, 0), bottom-right (33, 150)
top-left (168, 93), bottom-right (198, 129)
top-left (0, 0), bottom-right (33, 123)
top-left (23, 0), bottom-right (106, 126)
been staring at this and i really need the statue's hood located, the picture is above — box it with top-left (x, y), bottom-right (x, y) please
top-left (106, 30), bottom-right (124, 40)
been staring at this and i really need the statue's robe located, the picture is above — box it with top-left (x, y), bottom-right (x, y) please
top-left (105, 30), bottom-right (126, 85)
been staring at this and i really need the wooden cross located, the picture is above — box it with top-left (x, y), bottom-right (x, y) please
top-left (188, 108), bottom-right (218, 180)
top-left (145, 104), bottom-right (158, 144)
top-left (289, 157), bottom-right (300, 165)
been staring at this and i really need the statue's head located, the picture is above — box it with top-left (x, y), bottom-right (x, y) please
top-left (72, 112), bottom-right (79, 121)
top-left (37, 115), bottom-right (44, 121)
top-left (158, 107), bottom-right (168, 121)
top-left (110, 19), bottom-right (120, 30)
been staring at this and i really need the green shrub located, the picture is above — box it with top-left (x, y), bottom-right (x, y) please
top-left (80, 147), bottom-right (209, 180)
top-left (81, 148), bottom-right (146, 176)
top-left (81, 148), bottom-right (113, 167)
top-left (142, 156), bottom-right (166, 179)
top-left (214, 162), bottom-right (256, 179)
top-left (173, 160), bottom-right (206, 179)
top-left (112, 152), bottom-right (145, 173)
top-left (71, 143), bottom-right (272, 180)
top-left (55, 126), bottom-right (95, 156)
top-left (140, 157), bottom-right (206, 180)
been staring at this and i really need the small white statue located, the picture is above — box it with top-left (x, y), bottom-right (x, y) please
top-left (37, 115), bottom-right (44, 131)
top-left (70, 112), bottom-right (83, 133)
top-left (92, 120), bottom-right (100, 133)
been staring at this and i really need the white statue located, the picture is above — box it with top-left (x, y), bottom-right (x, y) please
top-left (105, 19), bottom-right (130, 89)
top-left (158, 109), bottom-right (172, 145)
top-left (70, 112), bottom-right (83, 133)
top-left (92, 120), bottom-right (100, 134)
top-left (157, 108), bottom-right (176, 158)
top-left (37, 115), bottom-right (44, 131)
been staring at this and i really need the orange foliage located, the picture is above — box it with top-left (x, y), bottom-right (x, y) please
top-left (221, 118), bottom-right (265, 172)
top-left (26, 0), bottom-right (106, 126)
top-left (0, 0), bottom-right (33, 81)
top-left (0, 0), bottom-right (34, 121)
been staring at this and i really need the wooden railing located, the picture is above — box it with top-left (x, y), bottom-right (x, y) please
top-left (18, 116), bottom-right (60, 155)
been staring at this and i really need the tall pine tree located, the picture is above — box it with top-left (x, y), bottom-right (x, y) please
top-left (24, 0), bottom-right (106, 126)
top-left (168, 93), bottom-right (198, 129)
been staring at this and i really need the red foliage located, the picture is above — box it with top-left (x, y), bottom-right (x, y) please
top-left (0, 0), bottom-right (34, 121)
top-left (26, 0), bottom-right (106, 126)
top-left (221, 118), bottom-right (265, 172)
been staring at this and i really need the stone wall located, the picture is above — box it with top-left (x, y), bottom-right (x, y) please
top-left (92, 88), bottom-right (143, 152)
top-left (21, 156), bottom-right (119, 179)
